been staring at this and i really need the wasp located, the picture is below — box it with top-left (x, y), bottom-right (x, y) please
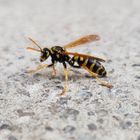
top-left (27, 35), bottom-right (113, 95)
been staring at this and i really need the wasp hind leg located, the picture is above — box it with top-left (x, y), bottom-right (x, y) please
top-left (82, 66), bottom-right (113, 88)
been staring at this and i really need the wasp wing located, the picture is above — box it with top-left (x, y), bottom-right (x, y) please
top-left (63, 35), bottom-right (100, 49)
top-left (62, 52), bottom-right (105, 62)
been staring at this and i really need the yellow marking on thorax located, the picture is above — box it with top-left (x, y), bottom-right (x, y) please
top-left (50, 48), bottom-right (54, 54)
top-left (80, 57), bottom-right (84, 61)
top-left (83, 59), bottom-right (88, 66)
top-left (56, 54), bottom-right (60, 58)
top-left (74, 56), bottom-right (79, 61)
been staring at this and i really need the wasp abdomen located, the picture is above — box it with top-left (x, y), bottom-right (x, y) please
top-left (77, 56), bottom-right (107, 77)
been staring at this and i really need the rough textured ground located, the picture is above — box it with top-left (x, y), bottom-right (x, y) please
top-left (0, 0), bottom-right (140, 140)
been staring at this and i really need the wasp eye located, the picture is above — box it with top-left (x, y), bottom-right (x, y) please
top-left (43, 48), bottom-right (49, 52)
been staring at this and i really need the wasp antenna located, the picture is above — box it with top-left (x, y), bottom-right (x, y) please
top-left (28, 37), bottom-right (43, 51)
top-left (27, 47), bottom-right (41, 52)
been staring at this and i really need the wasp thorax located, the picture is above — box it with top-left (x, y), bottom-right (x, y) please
top-left (40, 48), bottom-right (50, 62)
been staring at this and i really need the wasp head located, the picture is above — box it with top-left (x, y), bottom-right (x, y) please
top-left (40, 48), bottom-right (50, 62)
top-left (27, 38), bottom-right (50, 62)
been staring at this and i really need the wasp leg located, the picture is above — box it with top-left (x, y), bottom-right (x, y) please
top-left (59, 63), bottom-right (68, 95)
top-left (82, 66), bottom-right (113, 88)
top-left (27, 63), bottom-right (54, 74)
top-left (52, 65), bottom-right (57, 76)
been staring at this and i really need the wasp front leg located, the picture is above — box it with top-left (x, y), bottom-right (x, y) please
top-left (27, 63), bottom-right (55, 74)
top-left (52, 65), bottom-right (57, 76)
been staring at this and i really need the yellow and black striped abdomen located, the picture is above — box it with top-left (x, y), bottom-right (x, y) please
top-left (77, 56), bottom-right (107, 77)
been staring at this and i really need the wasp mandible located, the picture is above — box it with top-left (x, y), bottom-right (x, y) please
top-left (27, 35), bottom-right (113, 95)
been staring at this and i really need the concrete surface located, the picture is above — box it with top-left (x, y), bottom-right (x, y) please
top-left (0, 0), bottom-right (140, 140)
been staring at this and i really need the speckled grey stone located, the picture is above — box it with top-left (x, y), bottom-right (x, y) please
top-left (87, 123), bottom-right (97, 131)
top-left (0, 124), bottom-right (12, 130)
top-left (77, 91), bottom-right (92, 101)
top-left (137, 135), bottom-right (140, 140)
top-left (63, 125), bottom-right (76, 133)
top-left (95, 109), bottom-right (108, 117)
top-left (17, 109), bottom-right (35, 117)
top-left (57, 96), bottom-right (71, 105)
top-left (60, 108), bottom-right (80, 120)
top-left (120, 121), bottom-right (132, 129)
top-left (8, 135), bottom-right (17, 140)
top-left (45, 126), bottom-right (53, 131)
top-left (16, 89), bottom-right (30, 97)
top-left (0, 0), bottom-right (140, 140)
top-left (87, 111), bottom-right (95, 116)
top-left (132, 64), bottom-right (140, 67)
top-left (0, 120), bottom-right (13, 131)
top-left (78, 134), bottom-right (96, 140)
top-left (135, 76), bottom-right (140, 79)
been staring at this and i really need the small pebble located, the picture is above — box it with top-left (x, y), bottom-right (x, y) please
top-left (96, 109), bottom-right (108, 117)
top-left (56, 85), bottom-right (63, 89)
top-left (67, 109), bottom-right (79, 115)
top-left (60, 108), bottom-right (79, 120)
top-left (17, 89), bottom-right (30, 97)
top-left (8, 135), bottom-right (17, 140)
top-left (77, 91), bottom-right (92, 101)
top-left (132, 64), bottom-right (140, 67)
top-left (57, 97), bottom-right (71, 105)
top-left (17, 109), bottom-right (35, 117)
top-left (0, 124), bottom-right (12, 130)
top-left (87, 123), bottom-right (97, 131)
top-left (87, 111), bottom-right (95, 116)
top-left (18, 56), bottom-right (24, 59)
top-left (135, 76), bottom-right (140, 79)
top-left (97, 119), bottom-right (104, 124)
top-left (45, 126), bottom-right (53, 131)
top-left (120, 121), bottom-right (132, 129)
top-left (107, 59), bottom-right (112, 63)
top-left (54, 80), bottom-right (61, 84)
top-left (63, 125), bottom-right (76, 133)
